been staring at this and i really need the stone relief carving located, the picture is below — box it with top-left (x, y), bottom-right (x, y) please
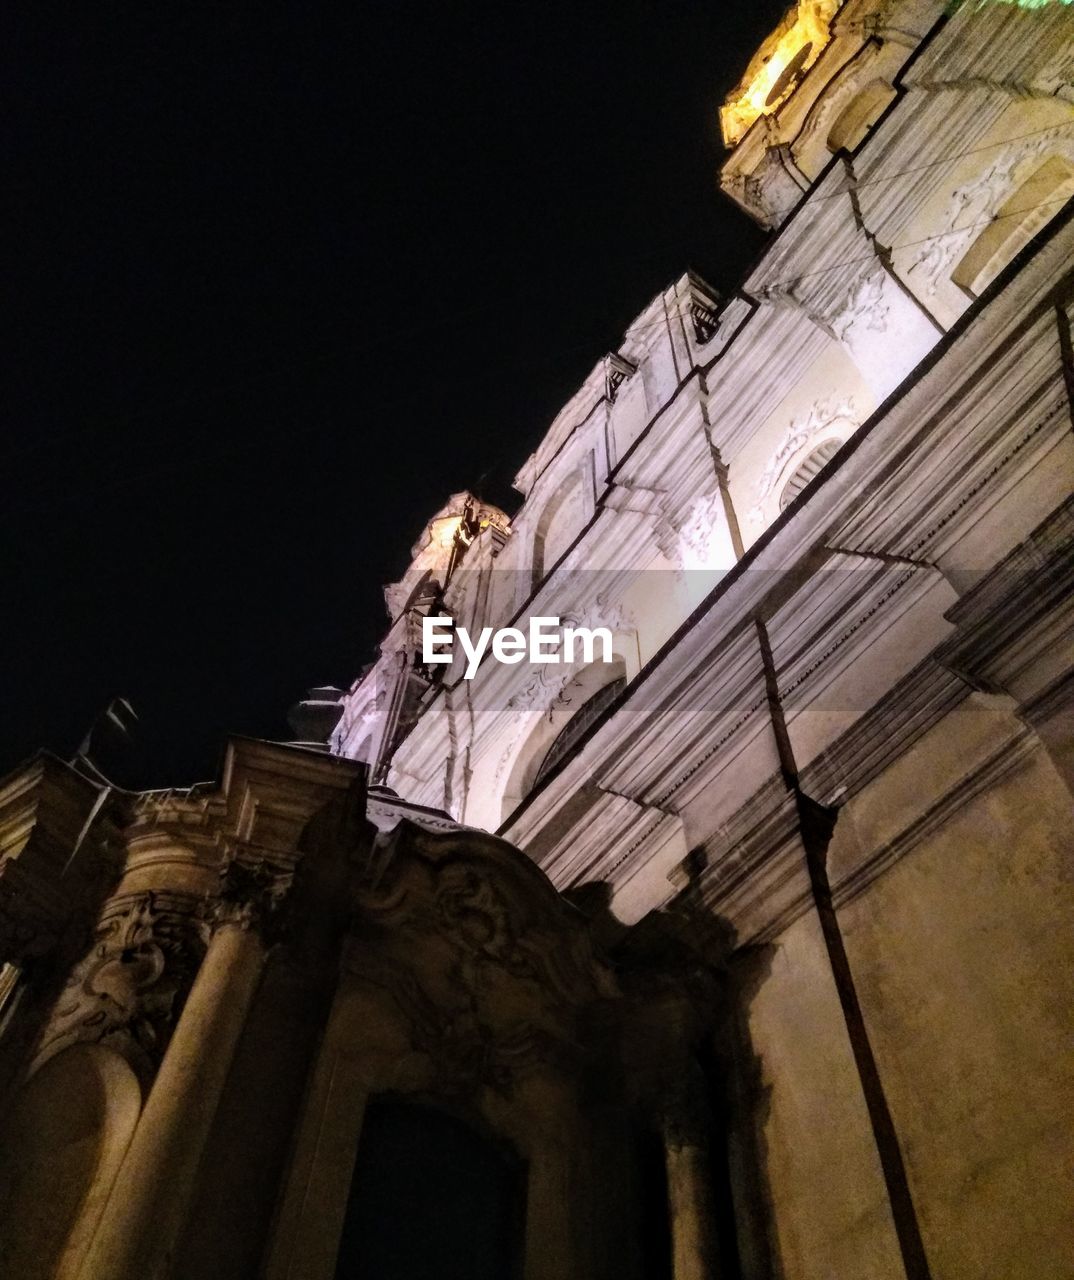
top-left (213, 852), bottom-right (295, 935)
top-left (827, 264), bottom-right (890, 342)
top-left (560, 591), bottom-right (631, 637)
top-left (907, 125), bottom-right (1074, 296)
top-left (350, 824), bottom-right (615, 1096)
top-left (505, 665), bottom-right (575, 721)
top-left (757, 258), bottom-right (889, 347)
top-left (656, 493), bottom-right (726, 570)
top-left (749, 396), bottom-right (859, 523)
top-left (505, 592), bottom-right (632, 722)
top-left (754, 279), bottom-right (802, 311)
top-left (32, 890), bottom-right (206, 1080)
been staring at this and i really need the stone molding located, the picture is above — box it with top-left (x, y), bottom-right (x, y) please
top-left (0, 740), bottom-right (368, 1091)
top-left (936, 494), bottom-right (1074, 701)
top-left (0, 755), bottom-right (123, 968)
top-left (213, 851), bottom-right (295, 938)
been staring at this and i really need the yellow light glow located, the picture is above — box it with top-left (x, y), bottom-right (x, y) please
top-left (720, 1), bottom-right (840, 147)
top-left (433, 516), bottom-right (463, 549)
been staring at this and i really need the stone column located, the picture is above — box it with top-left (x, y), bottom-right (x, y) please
top-left (517, 1077), bottom-right (585, 1280)
top-left (661, 1060), bottom-right (721, 1280)
top-left (524, 1141), bottom-right (576, 1280)
top-left (74, 859), bottom-right (291, 1280)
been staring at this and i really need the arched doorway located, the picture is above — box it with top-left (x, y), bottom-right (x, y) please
top-left (334, 1096), bottom-right (525, 1280)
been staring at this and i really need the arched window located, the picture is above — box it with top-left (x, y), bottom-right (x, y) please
top-left (826, 80), bottom-right (896, 154)
top-left (533, 675), bottom-right (626, 788)
top-left (532, 470), bottom-right (587, 586)
top-left (779, 438), bottom-right (842, 510)
top-left (952, 154), bottom-right (1074, 298)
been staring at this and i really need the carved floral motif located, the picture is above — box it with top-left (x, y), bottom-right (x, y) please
top-left (749, 396), bottom-right (859, 523)
top-left (32, 891), bottom-right (205, 1079)
top-left (214, 853), bottom-right (294, 935)
top-left (656, 493), bottom-right (727, 571)
top-left (351, 824), bottom-right (615, 1095)
top-left (828, 265), bottom-right (890, 342)
top-left (505, 593), bottom-right (632, 722)
top-left (907, 125), bottom-right (1074, 296)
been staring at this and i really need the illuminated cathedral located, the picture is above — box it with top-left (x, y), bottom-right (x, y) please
top-left (1, 2), bottom-right (1072, 1277)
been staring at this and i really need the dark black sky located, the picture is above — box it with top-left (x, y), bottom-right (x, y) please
top-left (5, 0), bottom-right (786, 788)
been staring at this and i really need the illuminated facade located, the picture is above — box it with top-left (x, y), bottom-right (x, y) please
top-left (0, 2), bottom-right (1072, 1278)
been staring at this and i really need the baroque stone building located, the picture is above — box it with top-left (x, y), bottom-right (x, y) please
top-left (1, 2), bottom-right (1072, 1278)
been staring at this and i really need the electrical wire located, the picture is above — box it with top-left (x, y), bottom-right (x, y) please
top-left (5, 123), bottom-right (1072, 499)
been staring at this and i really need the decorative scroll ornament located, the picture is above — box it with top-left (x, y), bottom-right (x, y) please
top-left (506, 665), bottom-right (575, 721)
top-left (32, 891), bottom-right (205, 1079)
top-left (828, 265), bottom-right (890, 342)
top-left (749, 396), bottom-right (858, 523)
top-left (907, 126), bottom-right (1074, 296)
top-left (757, 260), bottom-right (890, 346)
top-left (505, 593), bottom-right (632, 722)
top-left (351, 824), bottom-right (616, 1095)
top-left (656, 493), bottom-right (726, 571)
top-left (213, 853), bottom-right (294, 936)
top-left (560, 591), bottom-right (631, 636)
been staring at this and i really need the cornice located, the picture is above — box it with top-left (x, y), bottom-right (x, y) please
top-left (799, 656), bottom-right (968, 806)
top-left (936, 494), bottom-right (1074, 701)
top-left (831, 722), bottom-right (1038, 910)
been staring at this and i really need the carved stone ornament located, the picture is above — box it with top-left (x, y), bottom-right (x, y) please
top-left (604, 352), bottom-right (637, 403)
top-left (907, 125), bottom-right (1074, 297)
top-left (690, 298), bottom-right (720, 345)
top-left (827, 264), bottom-right (890, 343)
top-left (656, 492), bottom-right (726, 571)
top-left (506, 664), bottom-right (575, 722)
top-left (213, 853), bottom-right (295, 936)
top-left (560, 591), bottom-right (631, 637)
top-left (749, 395), bottom-right (858, 523)
top-left (350, 822), bottom-right (616, 1096)
top-left (505, 593), bottom-right (631, 722)
top-left (31, 891), bottom-right (206, 1080)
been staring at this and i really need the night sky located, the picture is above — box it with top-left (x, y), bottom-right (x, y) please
top-left (6, 1), bottom-right (788, 789)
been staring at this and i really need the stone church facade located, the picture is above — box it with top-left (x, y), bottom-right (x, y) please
top-left (1, 2), bottom-right (1072, 1278)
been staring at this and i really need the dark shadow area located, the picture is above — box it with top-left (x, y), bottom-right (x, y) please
top-left (634, 1127), bottom-right (674, 1280)
top-left (2, 0), bottom-right (787, 787)
top-left (334, 1096), bottom-right (525, 1280)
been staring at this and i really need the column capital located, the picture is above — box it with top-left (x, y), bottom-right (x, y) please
top-left (212, 850), bottom-right (295, 939)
